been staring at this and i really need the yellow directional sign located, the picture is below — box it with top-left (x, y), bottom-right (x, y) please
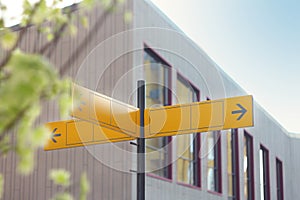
top-left (44, 120), bottom-right (137, 150)
top-left (71, 85), bottom-right (140, 137)
top-left (44, 84), bottom-right (253, 150)
top-left (144, 95), bottom-right (253, 138)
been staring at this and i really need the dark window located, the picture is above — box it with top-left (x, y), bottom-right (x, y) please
top-left (144, 47), bottom-right (172, 179)
top-left (227, 129), bottom-right (240, 200)
top-left (176, 74), bottom-right (201, 187)
top-left (276, 158), bottom-right (284, 200)
top-left (207, 131), bottom-right (222, 193)
top-left (244, 131), bottom-right (254, 200)
top-left (260, 146), bottom-right (270, 200)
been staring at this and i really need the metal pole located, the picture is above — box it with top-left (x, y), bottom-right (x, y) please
top-left (137, 80), bottom-right (145, 200)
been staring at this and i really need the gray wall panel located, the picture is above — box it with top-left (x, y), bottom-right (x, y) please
top-left (0, 1), bottom-right (134, 200)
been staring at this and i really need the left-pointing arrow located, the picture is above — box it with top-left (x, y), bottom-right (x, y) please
top-left (51, 128), bottom-right (61, 143)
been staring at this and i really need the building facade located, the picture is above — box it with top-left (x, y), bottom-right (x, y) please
top-left (1, 0), bottom-right (300, 199)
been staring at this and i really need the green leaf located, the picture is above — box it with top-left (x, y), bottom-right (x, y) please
top-left (17, 148), bottom-right (34, 174)
top-left (0, 135), bottom-right (11, 155)
top-left (32, 0), bottom-right (48, 24)
top-left (52, 193), bottom-right (73, 200)
top-left (49, 169), bottom-right (71, 187)
top-left (0, 174), bottom-right (3, 199)
top-left (101, 0), bottom-right (112, 10)
top-left (0, 19), bottom-right (4, 28)
top-left (80, 16), bottom-right (89, 28)
top-left (47, 33), bottom-right (54, 41)
top-left (31, 126), bottom-right (50, 147)
top-left (82, 0), bottom-right (96, 9)
top-left (49, 10), bottom-right (67, 26)
top-left (22, 0), bottom-right (32, 12)
top-left (124, 11), bottom-right (132, 24)
top-left (0, 31), bottom-right (17, 50)
top-left (39, 26), bottom-right (51, 34)
top-left (20, 18), bottom-right (28, 27)
top-left (117, 0), bottom-right (125, 5)
top-left (21, 0), bottom-right (32, 26)
top-left (59, 93), bottom-right (72, 119)
top-left (69, 24), bottom-right (77, 36)
top-left (80, 172), bottom-right (90, 200)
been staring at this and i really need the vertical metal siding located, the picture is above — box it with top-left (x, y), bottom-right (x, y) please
top-left (0, 1), bottom-right (134, 199)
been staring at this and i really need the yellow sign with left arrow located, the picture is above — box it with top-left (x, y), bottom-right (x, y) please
top-left (44, 84), bottom-right (254, 150)
top-left (44, 85), bottom-right (140, 150)
top-left (44, 119), bottom-right (137, 151)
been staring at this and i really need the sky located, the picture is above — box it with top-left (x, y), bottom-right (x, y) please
top-left (150, 0), bottom-right (300, 133)
top-left (1, 0), bottom-right (299, 133)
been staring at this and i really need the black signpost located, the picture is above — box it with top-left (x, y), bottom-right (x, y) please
top-left (137, 80), bottom-right (145, 200)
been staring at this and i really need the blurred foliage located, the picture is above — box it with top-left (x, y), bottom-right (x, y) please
top-left (0, 0), bottom-right (130, 199)
top-left (50, 169), bottom-right (71, 187)
top-left (52, 193), bottom-right (74, 200)
top-left (0, 50), bottom-right (73, 174)
top-left (80, 172), bottom-right (90, 200)
top-left (0, 175), bottom-right (3, 199)
top-left (49, 169), bottom-right (89, 200)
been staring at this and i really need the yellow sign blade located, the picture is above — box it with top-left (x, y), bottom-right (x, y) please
top-left (70, 84), bottom-right (140, 137)
top-left (44, 120), bottom-right (137, 151)
top-left (145, 95), bottom-right (253, 138)
top-left (224, 95), bottom-right (253, 129)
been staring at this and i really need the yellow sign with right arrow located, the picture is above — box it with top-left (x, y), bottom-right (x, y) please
top-left (144, 95), bottom-right (253, 138)
top-left (44, 84), bottom-right (253, 150)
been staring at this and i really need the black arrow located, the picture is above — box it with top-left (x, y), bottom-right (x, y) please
top-left (232, 103), bottom-right (247, 120)
top-left (51, 128), bottom-right (61, 143)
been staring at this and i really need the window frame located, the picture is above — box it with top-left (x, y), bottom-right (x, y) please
top-left (244, 131), bottom-right (255, 200)
top-left (260, 144), bottom-right (270, 200)
top-left (143, 44), bottom-right (173, 180)
top-left (276, 158), bottom-right (284, 200)
top-left (175, 73), bottom-right (201, 188)
top-left (207, 130), bottom-right (222, 194)
top-left (227, 129), bottom-right (240, 200)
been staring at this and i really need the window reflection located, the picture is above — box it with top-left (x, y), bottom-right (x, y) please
top-left (227, 129), bottom-right (238, 199)
top-left (176, 75), bottom-right (200, 186)
top-left (144, 48), bottom-right (171, 178)
top-left (244, 132), bottom-right (253, 200)
top-left (260, 146), bottom-right (270, 200)
top-left (207, 131), bottom-right (221, 192)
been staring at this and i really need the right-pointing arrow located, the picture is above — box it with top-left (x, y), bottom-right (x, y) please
top-left (231, 103), bottom-right (247, 121)
top-left (51, 128), bottom-right (61, 143)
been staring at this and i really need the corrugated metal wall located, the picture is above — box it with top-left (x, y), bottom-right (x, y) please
top-left (0, 1), bottom-right (135, 200)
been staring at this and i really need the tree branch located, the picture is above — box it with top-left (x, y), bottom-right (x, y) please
top-left (37, 13), bottom-right (72, 56)
top-left (59, 4), bottom-right (114, 75)
top-left (0, 104), bottom-right (32, 142)
top-left (0, 1), bottom-right (42, 70)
